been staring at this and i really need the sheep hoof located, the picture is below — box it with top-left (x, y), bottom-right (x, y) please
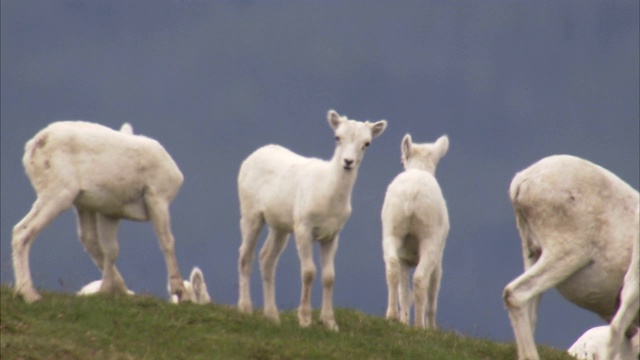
top-left (298, 309), bottom-right (312, 328)
top-left (238, 302), bottom-right (253, 314)
top-left (21, 290), bottom-right (42, 303)
top-left (322, 318), bottom-right (339, 332)
top-left (385, 310), bottom-right (399, 321)
top-left (263, 309), bottom-right (281, 324)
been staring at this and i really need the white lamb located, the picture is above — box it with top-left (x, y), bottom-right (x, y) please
top-left (237, 109), bottom-right (387, 331)
top-left (503, 155), bottom-right (639, 360)
top-left (169, 266), bottom-right (212, 304)
top-left (568, 325), bottom-right (639, 360)
top-left (381, 134), bottom-right (450, 329)
top-left (12, 121), bottom-right (189, 303)
top-left (606, 203), bottom-right (640, 360)
top-left (77, 267), bottom-right (211, 305)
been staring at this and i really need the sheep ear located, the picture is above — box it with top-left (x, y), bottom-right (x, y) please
top-left (435, 135), bottom-right (449, 158)
top-left (190, 267), bottom-right (209, 303)
top-left (327, 110), bottom-right (342, 130)
top-left (370, 120), bottom-right (387, 138)
top-left (120, 122), bottom-right (133, 134)
top-left (401, 134), bottom-right (412, 161)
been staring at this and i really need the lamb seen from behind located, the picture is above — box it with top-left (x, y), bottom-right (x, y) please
top-left (12, 121), bottom-right (189, 303)
top-left (237, 110), bottom-right (387, 331)
top-left (381, 134), bottom-right (450, 329)
top-left (503, 155), bottom-right (639, 360)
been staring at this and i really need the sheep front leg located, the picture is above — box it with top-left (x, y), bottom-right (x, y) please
top-left (295, 227), bottom-right (316, 328)
top-left (238, 214), bottom-right (264, 314)
top-left (319, 235), bottom-right (339, 331)
top-left (145, 189), bottom-right (186, 302)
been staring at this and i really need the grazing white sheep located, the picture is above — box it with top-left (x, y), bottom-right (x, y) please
top-left (568, 325), bottom-right (639, 360)
top-left (12, 121), bottom-right (188, 303)
top-left (606, 204), bottom-right (640, 360)
top-left (237, 110), bottom-right (387, 331)
top-left (169, 266), bottom-right (212, 304)
top-left (381, 134), bottom-right (450, 329)
top-left (503, 155), bottom-right (639, 360)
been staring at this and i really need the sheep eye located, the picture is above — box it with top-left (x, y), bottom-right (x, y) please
top-left (335, 136), bottom-right (340, 142)
top-left (364, 142), bottom-right (370, 148)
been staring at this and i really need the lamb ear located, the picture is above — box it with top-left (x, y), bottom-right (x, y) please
top-left (401, 134), bottom-right (412, 161)
top-left (190, 267), bottom-right (210, 303)
top-left (370, 120), bottom-right (387, 138)
top-left (435, 135), bottom-right (449, 158)
top-left (327, 110), bottom-right (342, 130)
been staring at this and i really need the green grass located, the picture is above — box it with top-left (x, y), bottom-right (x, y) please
top-left (0, 285), bottom-right (573, 360)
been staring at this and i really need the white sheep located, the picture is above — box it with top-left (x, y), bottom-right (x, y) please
top-left (503, 154), bottom-right (639, 360)
top-left (381, 134), bottom-right (450, 329)
top-left (12, 121), bottom-right (188, 303)
top-left (77, 267), bottom-right (211, 304)
top-left (568, 325), bottom-right (639, 360)
top-left (237, 109), bottom-right (387, 331)
top-left (606, 204), bottom-right (640, 360)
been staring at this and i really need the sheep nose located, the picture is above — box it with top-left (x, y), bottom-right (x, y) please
top-left (344, 159), bottom-right (354, 166)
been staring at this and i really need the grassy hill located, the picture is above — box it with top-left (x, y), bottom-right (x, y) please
top-left (0, 286), bottom-right (573, 360)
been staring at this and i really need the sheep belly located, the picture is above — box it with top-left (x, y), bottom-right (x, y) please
top-left (557, 261), bottom-right (626, 321)
top-left (74, 184), bottom-right (149, 221)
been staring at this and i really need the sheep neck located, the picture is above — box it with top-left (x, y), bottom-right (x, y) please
top-left (405, 162), bottom-right (437, 176)
top-left (321, 157), bottom-right (358, 206)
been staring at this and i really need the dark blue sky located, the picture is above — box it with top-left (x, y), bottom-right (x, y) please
top-left (2, 1), bottom-right (638, 351)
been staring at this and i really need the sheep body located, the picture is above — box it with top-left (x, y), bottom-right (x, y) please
top-left (12, 121), bottom-right (187, 303)
top-left (381, 134), bottom-right (449, 329)
top-left (503, 154), bottom-right (639, 360)
top-left (237, 110), bottom-right (386, 331)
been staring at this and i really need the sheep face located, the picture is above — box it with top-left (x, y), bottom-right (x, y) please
top-left (328, 110), bottom-right (387, 171)
top-left (401, 134), bottom-right (449, 175)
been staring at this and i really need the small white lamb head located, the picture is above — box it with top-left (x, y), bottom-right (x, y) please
top-left (401, 134), bottom-right (449, 175)
top-left (327, 109), bottom-right (387, 171)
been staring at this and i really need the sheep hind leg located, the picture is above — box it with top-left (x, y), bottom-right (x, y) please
top-left (503, 250), bottom-right (590, 360)
top-left (425, 264), bottom-right (442, 329)
top-left (12, 190), bottom-right (76, 302)
top-left (238, 212), bottom-right (264, 314)
top-left (96, 214), bottom-right (129, 295)
top-left (76, 208), bottom-right (128, 292)
top-left (398, 263), bottom-right (411, 325)
top-left (259, 227), bottom-right (289, 323)
top-left (413, 251), bottom-right (438, 329)
top-left (383, 241), bottom-right (401, 322)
